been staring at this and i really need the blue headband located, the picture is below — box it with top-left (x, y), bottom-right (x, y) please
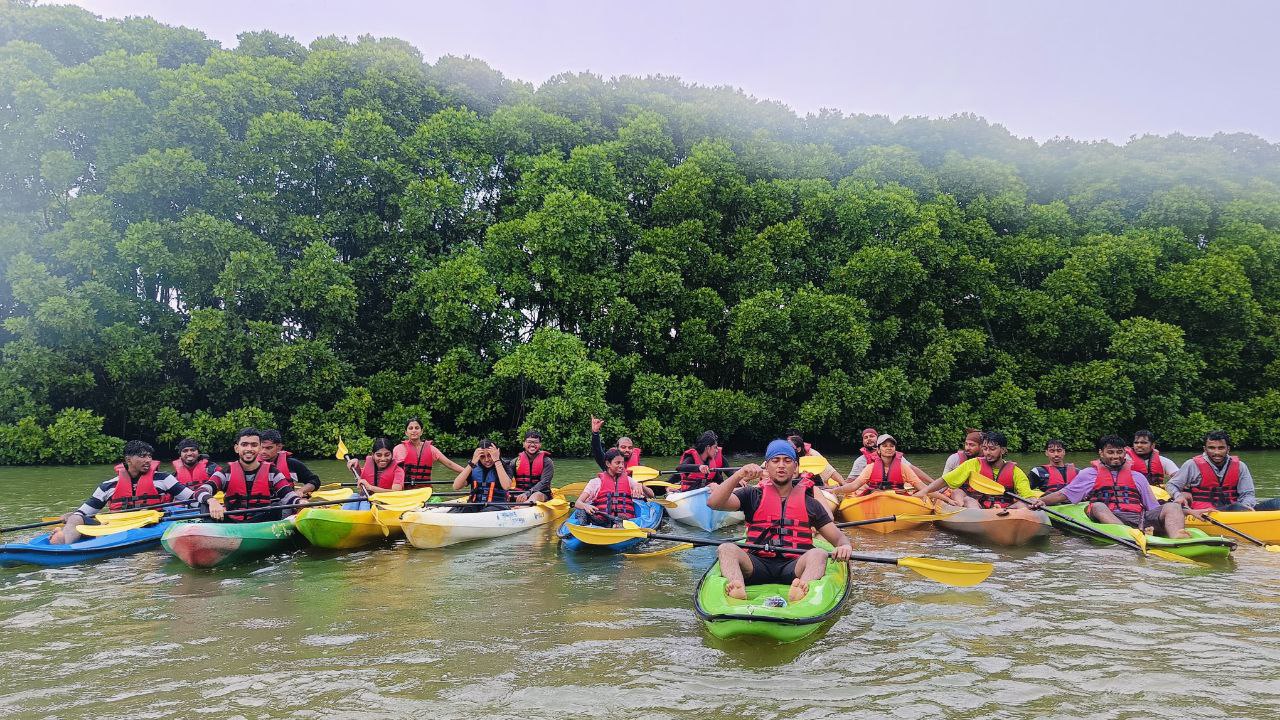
top-left (765, 439), bottom-right (798, 462)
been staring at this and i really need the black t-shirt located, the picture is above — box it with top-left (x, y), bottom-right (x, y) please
top-left (732, 484), bottom-right (832, 531)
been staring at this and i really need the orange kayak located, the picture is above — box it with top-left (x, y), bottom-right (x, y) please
top-left (836, 491), bottom-right (936, 534)
top-left (934, 501), bottom-right (1051, 546)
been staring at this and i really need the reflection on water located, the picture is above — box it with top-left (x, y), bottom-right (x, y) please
top-left (2, 455), bottom-right (1279, 718)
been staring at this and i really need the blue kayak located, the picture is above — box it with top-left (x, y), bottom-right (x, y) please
top-left (557, 500), bottom-right (664, 552)
top-left (0, 521), bottom-right (174, 568)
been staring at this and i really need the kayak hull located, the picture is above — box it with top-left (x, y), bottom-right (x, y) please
top-left (294, 501), bottom-right (404, 549)
top-left (401, 499), bottom-right (571, 548)
top-left (666, 487), bottom-right (744, 532)
top-left (837, 491), bottom-right (935, 534)
top-left (557, 500), bottom-right (663, 552)
top-left (1186, 510), bottom-right (1280, 543)
top-left (1049, 503), bottom-right (1235, 559)
top-left (161, 519), bottom-right (298, 568)
top-left (0, 522), bottom-right (173, 568)
top-left (934, 502), bottom-right (1051, 546)
top-left (694, 540), bottom-right (849, 642)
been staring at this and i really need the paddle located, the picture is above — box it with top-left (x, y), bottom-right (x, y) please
top-left (75, 495), bottom-right (364, 537)
top-left (965, 476), bottom-right (1204, 565)
top-left (565, 523), bottom-right (990, 586)
top-left (1196, 513), bottom-right (1280, 552)
top-left (1, 491), bottom-right (241, 535)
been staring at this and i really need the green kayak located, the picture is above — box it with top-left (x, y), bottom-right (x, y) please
top-left (694, 540), bottom-right (850, 642)
top-left (162, 519), bottom-right (299, 568)
top-left (1049, 503), bottom-right (1235, 560)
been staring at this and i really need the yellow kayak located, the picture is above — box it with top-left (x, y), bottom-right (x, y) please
top-left (1186, 509), bottom-right (1280, 543)
top-left (294, 487), bottom-right (432, 549)
top-left (837, 491), bottom-right (937, 534)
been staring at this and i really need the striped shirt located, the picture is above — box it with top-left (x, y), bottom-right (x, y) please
top-left (202, 462), bottom-right (301, 511)
top-left (74, 472), bottom-right (211, 519)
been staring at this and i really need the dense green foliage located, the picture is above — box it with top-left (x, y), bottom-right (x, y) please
top-left (4, 2), bottom-right (1280, 463)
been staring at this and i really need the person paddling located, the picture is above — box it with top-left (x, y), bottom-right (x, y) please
top-left (203, 429), bottom-right (299, 522)
top-left (451, 440), bottom-right (515, 512)
top-left (834, 434), bottom-right (930, 496)
top-left (391, 417), bottom-right (465, 489)
top-left (675, 431), bottom-right (726, 492)
top-left (1029, 439), bottom-right (1077, 493)
top-left (1168, 430), bottom-right (1280, 514)
top-left (943, 428), bottom-right (983, 474)
top-left (258, 429), bottom-right (321, 498)
top-left (574, 449), bottom-right (646, 527)
top-left (707, 440), bottom-right (853, 602)
top-left (509, 430), bottom-right (553, 503)
top-left (1028, 435), bottom-right (1191, 538)
top-left (51, 440), bottom-right (214, 544)
top-left (171, 439), bottom-right (221, 490)
top-left (917, 431), bottom-right (1034, 509)
top-left (345, 438), bottom-right (405, 494)
top-left (590, 416), bottom-right (642, 468)
top-left (1126, 430), bottom-right (1178, 486)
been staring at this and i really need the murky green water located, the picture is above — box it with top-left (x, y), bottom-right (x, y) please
top-left (2, 451), bottom-right (1279, 719)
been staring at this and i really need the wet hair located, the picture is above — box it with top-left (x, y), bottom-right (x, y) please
top-left (786, 431), bottom-right (805, 451)
top-left (371, 437), bottom-right (394, 453)
top-left (123, 440), bottom-right (154, 458)
top-left (603, 448), bottom-right (623, 464)
top-left (1204, 429), bottom-right (1232, 446)
top-left (176, 438), bottom-right (200, 451)
top-left (523, 429), bottom-right (542, 441)
top-left (981, 431), bottom-right (1008, 448)
top-left (234, 428), bottom-right (260, 444)
top-left (1097, 434), bottom-right (1127, 451)
top-left (259, 429), bottom-right (283, 444)
top-left (405, 416), bottom-right (423, 429)
top-left (694, 430), bottom-right (719, 454)
top-left (1044, 438), bottom-right (1065, 450)
top-left (1134, 429), bottom-right (1155, 442)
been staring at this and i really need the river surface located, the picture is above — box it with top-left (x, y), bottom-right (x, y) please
top-left (2, 450), bottom-right (1279, 719)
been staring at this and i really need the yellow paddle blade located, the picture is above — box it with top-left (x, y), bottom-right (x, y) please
top-left (369, 487), bottom-right (432, 506)
top-left (896, 557), bottom-right (993, 587)
top-left (624, 542), bottom-right (695, 558)
top-left (649, 497), bottom-right (678, 509)
top-left (311, 488), bottom-right (356, 502)
top-left (565, 522), bottom-right (651, 545)
top-left (1148, 548), bottom-right (1208, 566)
top-left (628, 465), bottom-right (660, 481)
top-left (94, 509), bottom-right (161, 525)
top-left (967, 475), bottom-right (1006, 496)
top-left (77, 512), bottom-right (163, 536)
top-left (1152, 486), bottom-right (1172, 502)
top-left (642, 479), bottom-right (678, 489)
top-left (798, 455), bottom-right (827, 473)
top-left (311, 482), bottom-right (345, 492)
top-left (334, 436), bottom-right (349, 461)
top-left (558, 482), bottom-right (588, 496)
top-left (1125, 527), bottom-right (1149, 555)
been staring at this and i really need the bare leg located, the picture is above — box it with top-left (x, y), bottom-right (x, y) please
top-left (717, 542), bottom-right (754, 600)
top-left (1159, 503), bottom-right (1191, 538)
top-left (1086, 502), bottom-right (1124, 525)
top-left (49, 515), bottom-right (84, 545)
top-left (788, 547), bottom-right (831, 601)
top-left (949, 488), bottom-right (983, 509)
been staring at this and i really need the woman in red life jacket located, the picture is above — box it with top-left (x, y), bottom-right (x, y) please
top-left (832, 435), bottom-right (929, 496)
top-left (450, 440), bottom-right (514, 513)
top-left (706, 440), bottom-right (854, 603)
top-left (352, 438), bottom-right (405, 494)
top-left (575, 449), bottom-right (646, 527)
top-left (171, 438), bottom-right (220, 490)
top-left (675, 431), bottom-right (726, 492)
top-left (384, 417), bottom-right (465, 490)
top-left (1029, 438), bottom-right (1077, 493)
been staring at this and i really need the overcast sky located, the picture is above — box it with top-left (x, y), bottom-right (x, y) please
top-left (63, 0), bottom-right (1280, 143)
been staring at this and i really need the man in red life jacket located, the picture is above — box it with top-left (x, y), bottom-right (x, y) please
top-left (918, 431), bottom-right (1034, 508)
top-left (1029, 439), bottom-right (1077, 493)
top-left (203, 428), bottom-right (300, 522)
top-left (675, 431), bottom-right (727, 492)
top-left (1126, 430), bottom-right (1178, 486)
top-left (258, 429), bottom-right (321, 498)
top-left (833, 434), bottom-right (930, 496)
top-left (707, 440), bottom-right (853, 602)
top-left (590, 416), bottom-right (643, 469)
top-left (172, 438), bottom-right (221, 490)
top-left (507, 429), bottom-right (553, 503)
top-left (51, 440), bottom-right (214, 544)
top-left (943, 428), bottom-right (983, 474)
top-left (1168, 430), bottom-right (1280, 513)
top-left (1029, 435), bottom-right (1191, 537)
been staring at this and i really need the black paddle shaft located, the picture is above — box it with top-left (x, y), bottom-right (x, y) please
top-left (1198, 513), bottom-right (1267, 547)
top-left (640, 531), bottom-right (897, 566)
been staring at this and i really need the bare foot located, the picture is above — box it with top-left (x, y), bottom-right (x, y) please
top-left (1172, 530), bottom-right (1193, 539)
top-left (49, 529), bottom-right (64, 544)
top-left (725, 581), bottom-right (747, 600)
top-left (788, 579), bottom-right (809, 602)
top-left (1143, 527), bottom-right (1155, 536)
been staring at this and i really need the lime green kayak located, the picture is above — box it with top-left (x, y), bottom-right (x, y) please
top-left (694, 540), bottom-right (850, 642)
top-left (1049, 503), bottom-right (1235, 560)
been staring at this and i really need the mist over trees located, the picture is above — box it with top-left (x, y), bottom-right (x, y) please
top-left (3, 1), bottom-right (1280, 463)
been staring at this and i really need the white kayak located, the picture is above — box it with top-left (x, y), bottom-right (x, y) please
top-left (665, 486), bottom-right (744, 532)
top-left (400, 498), bottom-right (571, 549)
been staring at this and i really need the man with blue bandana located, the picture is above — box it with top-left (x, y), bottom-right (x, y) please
top-left (707, 439), bottom-right (854, 602)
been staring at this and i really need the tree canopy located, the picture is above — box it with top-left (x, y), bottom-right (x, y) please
top-left (3, 2), bottom-right (1280, 463)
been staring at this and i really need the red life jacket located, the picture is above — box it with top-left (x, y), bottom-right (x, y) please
top-left (513, 451), bottom-right (547, 494)
top-left (867, 452), bottom-right (907, 493)
top-left (677, 448), bottom-right (725, 491)
top-left (624, 448), bottom-right (642, 468)
top-left (1125, 448), bottom-right (1168, 484)
top-left (360, 456), bottom-right (400, 490)
top-left (1087, 460), bottom-right (1144, 513)
top-left (467, 464), bottom-right (508, 505)
top-left (400, 440), bottom-right (435, 488)
top-left (257, 451), bottom-right (292, 482)
top-left (595, 471), bottom-right (637, 521)
top-left (225, 462), bottom-right (276, 521)
top-left (1189, 456), bottom-right (1241, 509)
top-left (171, 458), bottom-right (211, 490)
top-left (859, 446), bottom-right (876, 463)
top-left (109, 461), bottom-right (164, 511)
top-left (969, 459), bottom-right (1017, 509)
top-left (1040, 464), bottom-right (1077, 493)
top-left (745, 479), bottom-right (815, 558)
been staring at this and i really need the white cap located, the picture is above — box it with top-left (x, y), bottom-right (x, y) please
top-left (876, 433), bottom-right (897, 446)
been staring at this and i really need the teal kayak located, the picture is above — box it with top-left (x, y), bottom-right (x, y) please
top-left (1049, 503), bottom-right (1235, 560)
top-left (694, 540), bottom-right (850, 642)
